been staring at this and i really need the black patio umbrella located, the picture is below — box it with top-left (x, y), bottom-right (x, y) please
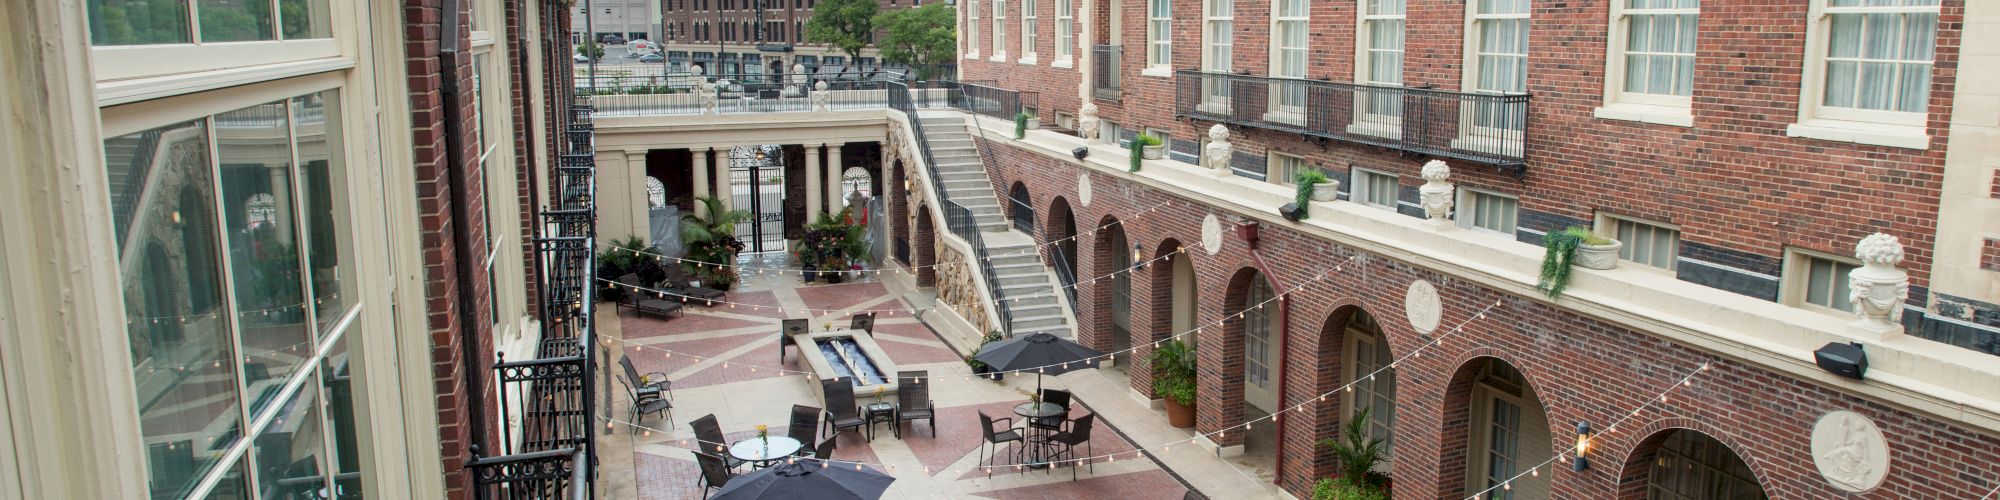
top-left (973, 332), bottom-right (1106, 396)
top-left (711, 461), bottom-right (895, 500)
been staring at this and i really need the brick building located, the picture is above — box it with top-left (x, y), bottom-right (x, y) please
top-left (953, 0), bottom-right (2000, 498)
top-left (658, 0), bottom-right (927, 76)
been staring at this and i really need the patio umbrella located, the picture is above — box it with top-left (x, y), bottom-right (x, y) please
top-left (973, 332), bottom-right (1106, 396)
top-left (711, 461), bottom-right (894, 500)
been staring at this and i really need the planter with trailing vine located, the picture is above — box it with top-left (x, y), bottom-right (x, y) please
top-left (1538, 226), bottom-right (1621, 299)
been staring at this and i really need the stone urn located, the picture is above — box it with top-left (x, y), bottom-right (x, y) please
top-left (1310, 180), bottom-right (1340, 202)
top-left (1574, 238), bottom-right (1624, 270)
top-left (1141, 140), bottom-right (1166, 160)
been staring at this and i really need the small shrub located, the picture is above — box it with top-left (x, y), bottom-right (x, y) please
top-left (1293, 169), bottom-right (1328, 220)
top-left (1014, 111), bottom-right (1030, 139)
top-left (1537, 226), bottom-right (1600, 299)
top-left (1312, 477), bottom-right (1390, 500)
top-left (1128, 134), bottom-right (1161, 172)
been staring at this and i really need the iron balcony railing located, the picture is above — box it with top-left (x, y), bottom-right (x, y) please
top-left (950, 81), bottom-right (1038, 123)
top-left (580, 72), bottom-right (904, 116)
top-left (1174, 70), bottom-right (1530, 175)
top-left (888, 81), bottom-right (1016, 336)
top-left (1091, 45), bottom-right (1122, 100)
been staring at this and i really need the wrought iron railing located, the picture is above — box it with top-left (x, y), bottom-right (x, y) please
top-left (1091, 45), bottom-right (1122, 100)
top-left (1174, 70), bottom-right (1530, 175)
top-left (1047, 243), bottom-right (1078, 306)
top-left (1009, 193), bottom-right (1036, 235)
top-left (888, 81), bottom-right (1016, 336)
top-left (950, 81), bottom-right (1038, 122)
top-left (465, 447), bottom-right (584, 500)
top-left (580, 72), bottom-right (900, 116)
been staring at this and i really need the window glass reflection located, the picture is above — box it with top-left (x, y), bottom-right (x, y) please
top-left (215, 100), bottom-right (311, 415)
top-left (87, 0), bottom-right (191, 45)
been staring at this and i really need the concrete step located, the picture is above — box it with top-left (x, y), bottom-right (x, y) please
top-left (987, 252), bottom-right (1042, 268)
top-left (930, 139), bottom-right (974, 150)
top-left (937, 171), bottom-right (988, 182)
top-left (994, 272), bottom-right (1051, 287)
top-left (927, 131), bottom-right (972, 141)
top-left (1008, 311), bottom-right (1069, 330)
top-left (946, 187), bottom-right (997, 201)
top-left (1004, 294), bottom-right (1060, 309)
top-left (1010, 325), bottom-right (1073, 339)
top-left (920, 116), bottom-right (965, 125)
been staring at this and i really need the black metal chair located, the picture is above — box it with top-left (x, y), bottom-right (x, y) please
top-left (618, 374), bottom-right (673, 432)
top-left (787, 404), bottom-right (821, 457)
top-left (821, 378), bottom-right (868, 440)
top-left (664, 264), bottom-right (727, 306)
top-left (619, 355), bottom-right (672, 401)
top-left (1045, 413), bottom-right (1097, 480)
top-left (848, 312), bottom-right (876, 333)
top-left (1028, 389), bottom-right (1072, 433)
top-left (778, 318), bottom-right (809, 363)
top-left (617, 273), bottom-right (683, 319)
top-left (978, 411), bottom-right (1024, 474)
top-left (813, 436), bottom-right (838, 462)
top-left (694, 451), bottom-right (735, 499)
top-left (894, 371), bottom-right (934, 439)
top-left (690, 414), bottom-right (746, 469)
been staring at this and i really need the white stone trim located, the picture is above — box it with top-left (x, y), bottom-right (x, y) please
top-left (1786, 120), bottom-right (1931, 150)
top-left (1141, 65), bottom-right (1174, 78)
top-left (1593, 102), bottom-right (1694, 127)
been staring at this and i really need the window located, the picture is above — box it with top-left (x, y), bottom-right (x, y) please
top-left (1022, 0), bottom-right (1038, 59)
top-left (1784, 250), bottom-right (1862, 313)
top-left (1457, 189), bottom-right (1518, 235)
top-left (1270, 0), bottom-right (1308, 119)
top-left (107, 89), bottom-right (359, 499)
top-left (1102, 120), bottom-right (1124, 144)
top-left (1598, 214), bottom-right (1680, 270)
top-left (1055, 112), bottom-right (1075, 130)
top-left (968, 0), bottom-right (981, 54)
top-left (1467, 0), bottom-right (1530, 132)
top-left (1484, 398), bottom-right (1523, 500)
top-left (1607, 0), bottom-right (1697, 107)
top-left (86, 0), bottom-right (335, 80)
top-left (1809, 0), bottom-right (1939, 123)
top-left (1357, 0), bottom-right (1406, 126)
top-left (1056, 0), bottom-right (1075, 59)
top-left (1201, 0), bottom-right (1233, 104)
top-left (1144, 127), bottom-right (1171, 153)
top-left (1351, 168), bottom-right (1400, 210)
top-left (1345, 311), bottom-right (1397, 464)
top-left (1147, 0), bottom-right (1171, 67)
top-left (1268, 152), bottom-right (1309, 186)
top-left (994, 0), bottom-right (1008, 57)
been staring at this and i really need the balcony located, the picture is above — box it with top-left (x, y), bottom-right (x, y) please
top-left (1092, 45), bottom-right (1122, 100)
top-left (1174, 70), bottom-right (1529, 176)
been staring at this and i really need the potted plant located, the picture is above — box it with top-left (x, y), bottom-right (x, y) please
top-left (1135, 134), bottom-right (1165, 160)
top-left (1536, 226), bottom-right (1622, 299)
top-left (680, 195), bottom-right (752, 290)
top-left (1316, 406), bottom-right (1392, 497)
top-left (1013, 110), bottom-right (1036, 139)
top-left (1298, 168), bottom-right (1339, 202)
top-left (800, 208), bottom-right (870, 284)
top-left (1149, 339), bottom-right (1197, 428)
top-left (595, 235), bottom-right (656, 303)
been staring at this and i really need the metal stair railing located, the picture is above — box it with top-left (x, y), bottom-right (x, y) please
top-left (889, 81), bottom-right (1015, 337)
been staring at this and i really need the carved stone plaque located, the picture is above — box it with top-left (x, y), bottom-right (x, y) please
top-left (1405, 279), bottom-right (1441, 334)
top-left (1811, 410), bottom-right (1889, 493)
top-left (1078, 173), bottom-right (1093, 207)
top-left (1201, 214), bottom-right (1223, 255)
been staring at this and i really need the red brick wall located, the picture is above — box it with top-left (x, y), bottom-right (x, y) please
top-left (981, 139), bottom-right (2000, 499)
top-left (959, 0), bottom-right (1082, 117)
top-left (982, 0), bottom-right (1965, 293)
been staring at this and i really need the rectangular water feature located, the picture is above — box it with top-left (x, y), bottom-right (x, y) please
top-left (792, 329), bottom-right (902, 405)
top-left (816, 338), bottom-right (887, 386)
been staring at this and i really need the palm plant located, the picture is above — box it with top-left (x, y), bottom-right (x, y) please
top-left (1318, 406), bottom-right (1389, 489)
top-left (680, 195), bottom-right (751, 288)
top-left (1148, 339), bottom-right (1198, 406)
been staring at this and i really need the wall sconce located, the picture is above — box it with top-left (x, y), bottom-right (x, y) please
top-left (904, 178), bottom-right (913, 192)
top-left (1573, 421), bottom-right (1593, 472)
top-left (1131, 243), bottom-right (1146, 270)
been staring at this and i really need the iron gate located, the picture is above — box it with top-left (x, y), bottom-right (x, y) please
top-left (730, 145), bottom-right (787, 253)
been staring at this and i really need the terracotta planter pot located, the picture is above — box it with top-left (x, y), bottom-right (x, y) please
top-left (1165, 398), bottom-right (1196, 428)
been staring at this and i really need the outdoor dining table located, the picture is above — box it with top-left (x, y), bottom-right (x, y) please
top-left (729, 436), bottom-right (804, 470)
top-left (1013, 402), bottom-right (1065, 469)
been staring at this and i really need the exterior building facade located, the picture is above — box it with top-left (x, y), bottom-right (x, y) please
top-left (954, 0), bottom-right (2000, 498)
top-left (658, 0), bottom-right (918, 76)
top-left (572, 0), bottom-right (663, 43)
top-left (2, 0), bottom-right (583, 498)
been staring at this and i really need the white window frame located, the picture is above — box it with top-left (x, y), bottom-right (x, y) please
top-left (1352, 0), bottom-right (1407, 137)
top-left (1459, 0), bottom-right (1531, 149)
top-left (1594, 213), bottom-right (1681, 272)
top-left (1145, 0), bottom-right (1173, 73)
top-left (1055, 0), bottom-right (1075, 63)
top-left (1021, 0), bottom-right (1039, 63)
top-left (1144, 127), bottom-right (1172, 155)
top-left (1455, 188), bottom-right (1518, 236)
top-left (1781, 247), bottom-right (1863, 316)
top-left (1267, 151), bottom-right (1308, 186)
top-left (967, 0), bottom-right (981, 58)
top-left (88, 0), bottom-right (343, 83)
top-left (1199, 0), bottom-right (1233, 108)
top-left (1266, 0), bottom-right (1308, 123)
top-left (1786, 0), bottom-right (1938, 149)
top-left (1344, 317), bottom-right (1397, 468)
top-left (992, 0), bottom-right (1009, 61)
top-left (1102, 120), bottom-right (1124, 144)
top-left (1597, 0), bottom-right (1697, 127)
top-left (1350, 167), bottom-right (1400, 211)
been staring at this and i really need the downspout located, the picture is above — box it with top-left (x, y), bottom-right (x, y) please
top-left (1241, 222), bottom-right (1290, 487)
top-left (439, 0), bottom-right (488, 453)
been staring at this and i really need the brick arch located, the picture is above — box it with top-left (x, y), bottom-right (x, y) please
top-left (1611, 419), bottom-right (1773, 500)
top-left (1130, 237), bottom-right (1191, 399)
top-left (1008, 181), bottom-right (1033, 231)
top-left (1044, 196), bottom-right (1078, 290)
top-left (1300, 302), bottom-right (1380, 480)
top-left (1079, 214), bottom-right (1129, 352)
top-left (914, 203), bottom-right (935, 287)
top-left (890, 159), bottom-right (909, 265)
top-left (1435, 351), bottom-right (1558, 500)
top-left (1203, 265), bottom-right (1275, 449)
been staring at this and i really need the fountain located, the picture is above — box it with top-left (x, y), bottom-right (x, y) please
top-left (792, 329), bottom-right (901, 404)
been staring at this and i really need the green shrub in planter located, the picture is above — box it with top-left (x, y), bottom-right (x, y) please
top-left (1537, 226), bottom-right (1611, 299)
top-left (1014, 111), bottom-right (1030, 139)
top-left (1293, 169), bottom-right (1329, 220)
top-left (1311, 477), bottom-right (1390, 500)
top-left (1129, 134), bottom-right (1161, 172)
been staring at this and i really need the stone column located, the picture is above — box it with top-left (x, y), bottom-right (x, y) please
top-left (827, 143), bottom-right (845, 215)
top-left (805, 144), bottom-right (824, 222)
top-left (692, 147), bottom-right (711, 217)
top-left (627, 151), bottom-right (650, 239)
top-left (595, 151), bottom-right (631, 241)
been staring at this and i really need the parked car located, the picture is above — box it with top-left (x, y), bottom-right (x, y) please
top-left (599, 34), bottom-right (625, 45)
top-left (629, 40), bottom-right (653, 52)
top-left (573, 53), bottom-right (591, 63)
top-left (638, 53), bottom-right (665, 63)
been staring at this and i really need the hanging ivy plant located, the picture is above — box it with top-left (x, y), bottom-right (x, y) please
top-left (1537, 226), bottom-right (1610, 299)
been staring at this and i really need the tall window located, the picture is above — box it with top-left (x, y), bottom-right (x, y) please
top-left (969, 0), bottom-right (981, 55)
top-left (1022, 0), bottom-right (1038, 58)
top-left (994, 0), bottom-right (1008, 56)
top-left (1646, 431), bottom-right (1769, 500)
top-left (1358, 0), bottom-right (1406, 126)
top-left (1147, 0), bottom-right (1171, 67)
top-left (1270, 0), bottom-right (1308, 118)
top-left (1201, 0), bottom-right (1233, 104)
top-left (86, 0), bottom-right (334, 79)
top-left (1468, 0), bottom-right (1530, 132)
top-left (1268, 152), bottom-right (1308, 186)
top-left (1609, 0), bottom-right (1697, 107)
top-left (1817, 0), bottom-right (1938, 118)
top-left (1056, 0), bottom-right (1075, 59)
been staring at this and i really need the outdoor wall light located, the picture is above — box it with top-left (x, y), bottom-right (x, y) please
top-left (1132, 243), bottom-right (1146, 270)
top-left (1573, 421), bottom-right (1593, 472)
top-left (904, 178), bottom-right (913, 192)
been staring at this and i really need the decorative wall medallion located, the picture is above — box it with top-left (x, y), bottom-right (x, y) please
top-left (1812, 410), bottom-right (1889, 492)
top-left (1201, 214), bottom-right (1223, 255)
top-left (1078, 173), bottom-right (1093, 207)
top-left (1405, 279), bottom-right (1441, 334)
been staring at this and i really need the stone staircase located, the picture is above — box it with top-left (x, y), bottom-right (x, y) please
top-left (915, 113), bottom-right (1073, 339)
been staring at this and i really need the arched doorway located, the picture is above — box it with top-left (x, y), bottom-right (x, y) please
top-left (1046, 197), bottom-right (1078, 304)
top-left (1444, 357), bottom-right (1555, 499)
top-left (891, 159), bottom-right (910, 265)
top-left (1136, 238), bottom-right (1196, 398)
top-left (914, 203), bottom-right (936, 286)
top-left (1009, 182), bottom-right (1034, 233)
top-left (1312, 306), bottom-right (1397, 480)
top-left (1618, 428), bottom-right (1768, 500)
top-left (1218, 267), bottom-right (1280, 479)
top-left (1093, 215), bottom-right (1132, 355)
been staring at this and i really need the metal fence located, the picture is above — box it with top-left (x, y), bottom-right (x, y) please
top-left (1174, 70), bottom-right (1530, 174)
top-left (1091, 45), bottom-right (1122, 100)
top-left (949, 81), bottom-right (1039, 122)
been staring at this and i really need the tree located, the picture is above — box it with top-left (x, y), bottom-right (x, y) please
top-left (577, 39), bottom-right (604, 61)
top-left (805, 0), bottom-right (878, 63)
top-left (873, 4), bottom-right (956, 80)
